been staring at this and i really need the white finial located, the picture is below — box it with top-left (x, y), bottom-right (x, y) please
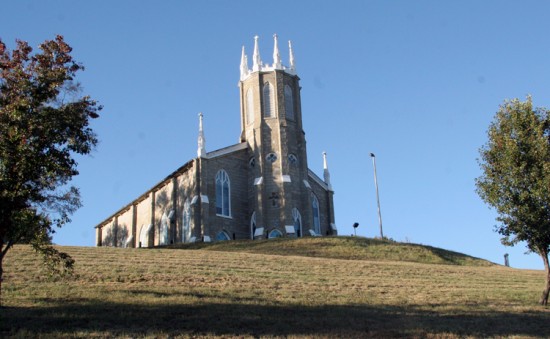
top-left (273, 34), bottom-right (282, 69)
top-left (252, 35), bottom-right (261, 72)
top-left (322, 151), bottom-right (333, 190)
top-left (198, 112), bottom-right (206, 158)
top-left (288, 40), bottom-right (295, 72)
top-left (240, 46), bottom-right (249, 80)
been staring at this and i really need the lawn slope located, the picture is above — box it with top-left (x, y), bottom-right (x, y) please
top-left (170, 236), bottom-right (494, 266)
top-left (2, 239), bottom-right (548, 338)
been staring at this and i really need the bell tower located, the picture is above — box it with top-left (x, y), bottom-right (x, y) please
top-left (239, 35), bottom-right (313, 237)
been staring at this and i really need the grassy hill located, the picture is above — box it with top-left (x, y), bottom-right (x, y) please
top-left (2, 237), bottom-right (549, 338)
top-left (170, 236), bottom-right (495, 266)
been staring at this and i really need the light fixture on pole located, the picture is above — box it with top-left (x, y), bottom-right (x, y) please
top-left (370, 153), bottom-right (384, 239)
top-left (353, 222), bottom-right (359, 236)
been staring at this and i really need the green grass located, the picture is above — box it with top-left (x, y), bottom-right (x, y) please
top-left (172, 236), bottom-right (495, 266)
top-left (2, 237), bottom-right (549, 338)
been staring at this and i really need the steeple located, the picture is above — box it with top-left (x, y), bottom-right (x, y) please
top-left (240, 46), bottom-right (249, 80)
top-left (197, 112), bottom-right (206, 158)
top-left (288, 40), bottom-right (296, 73)
top-left (272, 34), bottom-right (282, 69)
top-left (323, 152), bottom-right (333, 191)
top-left (240, 35), bottom-right (296, 79)
top-left (252, 35), bottom-right (261, 72)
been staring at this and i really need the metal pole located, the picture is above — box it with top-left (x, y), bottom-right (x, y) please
top-left (370, 153), bottom-right (384, 238)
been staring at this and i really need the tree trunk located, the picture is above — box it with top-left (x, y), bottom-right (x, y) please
top-left (0, 254), bottom-right (3, 307)
top-left (539, 250), bottom-right (550, 306)
top-left (0, 242), bottom-right (5, 308)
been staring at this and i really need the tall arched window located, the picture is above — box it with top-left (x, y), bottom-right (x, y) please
top-left (262, 82), bottom-right (274, 118)
top-left (216, 170), bottom-right (231, 217)
top-left (160, 212), bottom-right (169, 245)
top-left (292, 208), bottom-right (302, 238)
top-left (250, 211), bottom-right (256, 239)
top-left (284, 85), bottom-right (294, 119)
top-left (311, 193), bottom-right (321, 235)
top-left (246, 88), bottom-right (254, 125)
top-left (182, 199), bottom-right (191, 243)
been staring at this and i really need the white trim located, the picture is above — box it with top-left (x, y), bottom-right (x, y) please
top-left (268, 229), bottom-right (283, 239)
top-left (191, 195), bottom-right (199, 205)
top-left (285, 225), bottom-right (295, 234)
top-left (308, 170), bottom-right (329, 190)
top-left (281, 175), bottom-right (291, 183)
top-left (203, 236), bottom-right (212, 242)
top-left (167, 209), bottom-right (175, 220)
top-left (201, 195), bottom-right (209, 204)
top-left (331, 223), bottom-right (338, 231)
top-left (206, 142), bottom-right (248, 159)
top-left (189, 236), bottom-right (197, 243)
top-left (124, 235), bottom-right (134, 248)
top-left (254, 177), bottom-right (263, 185)
top-left (254, 227), bottom-right (264, 237)
top-left (250, 211), bottom-right (257, 240)
top-left (309, 229), bottom-right (319, 236)
top-left (303, 180), bottom-right (311, 189)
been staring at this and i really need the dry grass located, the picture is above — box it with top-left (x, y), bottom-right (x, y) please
top-left (2, 239), bottom-right (549, 338)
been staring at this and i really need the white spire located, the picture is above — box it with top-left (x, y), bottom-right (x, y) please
top-left (288, 40), bottom-right (296, 73)
top-left (240, 46), bottom-right (249, 80)
top-left (252, 35), bottom-right (261, 72)
top-left (273, 34), bottom-right (282, 69)
top-left (197, 112), bottom-right (206, 158)
top-left (323, 151), bottom-right (333, 191)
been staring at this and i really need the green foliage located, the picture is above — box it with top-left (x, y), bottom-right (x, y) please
top-left (476, 96), bottom-right (550, 304)
top-left (0, 36), bottom-right (100, 290)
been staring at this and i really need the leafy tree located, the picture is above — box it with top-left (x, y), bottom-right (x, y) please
top-left (0, 35), bottom-right (101, 303)
top-left (476, 97), bottom-right (550, 305)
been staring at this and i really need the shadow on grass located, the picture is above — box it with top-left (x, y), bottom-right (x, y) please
top-left (2, 298), bottom-right (549, 338)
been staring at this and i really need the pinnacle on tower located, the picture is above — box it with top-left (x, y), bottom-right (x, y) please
top-left (288, 40), bottom-right (296, 72)
top-left (252, 35), bottom-right (261, 72)
top-left (323, 151), bottom-right (333, 191)
top-left (197, 112), bottom-right (206, 158)
top-left (273, 34), bottom-right (282, 69)
top-left (240, 46), bottom-right (249, 80)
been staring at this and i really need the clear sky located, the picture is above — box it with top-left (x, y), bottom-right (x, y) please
top-left (3, 1), bottom-right (549, 269)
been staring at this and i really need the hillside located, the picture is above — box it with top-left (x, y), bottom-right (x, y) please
top-left (169, 236), bottom-right (494, 266)
top-left (2, 239), bottom-right (549, 338)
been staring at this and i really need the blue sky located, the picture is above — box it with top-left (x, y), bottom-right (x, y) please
top-left (3, 1), bottom-right (549, 269)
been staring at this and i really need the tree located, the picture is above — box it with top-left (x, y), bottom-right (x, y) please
top-left (476, 96), bottom-right (550, 305)
top-left (0, 35), bottom-right (101, 303)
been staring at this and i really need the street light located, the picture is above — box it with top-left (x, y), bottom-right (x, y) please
top-left (370, 153), bottom-right (384, 239)
top-left (353, 222), bottom-right (359, 236)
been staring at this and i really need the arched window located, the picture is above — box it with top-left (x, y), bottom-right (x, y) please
top-left (250, 211), bottom-right (256, 240)
top-left (246, 88), bottom-right (254, 125)
top-left (268, 229), bottom-right (283, 239)
top-left (262, 82), bottom-right (274, 118)
top-left (284, 85), bottom-right (294, 119)
top-left (292, 208), bottom-right (302, 238)
top-left (182, 199), bottom-right (191, 243)
top-left (216, 231), bottom-right (231, 241)
top-left (311, 193), bottom-right (321, 235)
top-left (216, 170), bottom-right (231, 217)
top-left (160, 212), bottom-right (169, 245)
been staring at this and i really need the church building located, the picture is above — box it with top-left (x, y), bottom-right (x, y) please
top-left (95, 35), bottom-right (337, 247)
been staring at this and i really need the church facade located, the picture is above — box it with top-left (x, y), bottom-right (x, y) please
top-left (95, 35), bottom-right (337, 248)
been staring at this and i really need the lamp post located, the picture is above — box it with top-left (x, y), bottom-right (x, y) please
top-left (370, 153), bottom-right (384, 238)
top-left (353, 222), bottom-right (359, 236)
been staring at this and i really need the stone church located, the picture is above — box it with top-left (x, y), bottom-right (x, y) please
top-left (95, 35), bottom-right (337, 247)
